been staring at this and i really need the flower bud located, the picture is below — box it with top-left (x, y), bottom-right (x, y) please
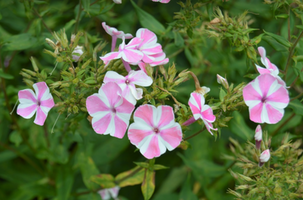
top-left (259, 149), bottom-right (270, 167)
top-left (72, 46), bottom-right (83, 62)
top-left (254, 125), bottom-right (262, 150)
top-left (196, 86), bottom-right (210, 96)
top-left (217, 74), bottom-right (229, 89)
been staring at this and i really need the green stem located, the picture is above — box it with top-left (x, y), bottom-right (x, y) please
top-left (33, 8), bottom-right (52, 34)
top-left (74, 0), bottom-right (82, 33)
top-left (271, 113), bottom-right (296, 137)
top-left (290, 92), bottom-right (303, 102)
top-left (184, 127), bottom-right (206, 141)
top-left (284, 30), bottom-right (303, 82)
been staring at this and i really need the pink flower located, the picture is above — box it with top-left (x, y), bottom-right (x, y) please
top-left (17, 82), bottom-right (55, 126)
top-left (255, 125), bottom-right (262, 150)
top-left (100, 37), bottom-right (144, 72)
top-left (243, 74), bottom-right (289, 124)
top-left (152, 0), bottom-right (170, 3)
top-left (98, 186), bottom-right (120, 200)
top-left (138, 52), bottom-right (169, 73)
top-left (86, 82), bottom-right (135, 138)
top-left (128, 104), bottom-right (182, 159)
top-left (102, 22), bottom-right (133, 51)
top-left (255, 46), bottom-right (286, 87)
top-left (104, 70), bottom-right (153, 105)
top-left (259, 149), bottom-right (270, 167)
top-left (187, 92), bottom-right (217, 135)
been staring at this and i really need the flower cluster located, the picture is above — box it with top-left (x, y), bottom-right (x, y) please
top-left (243, 46), bottom-right (289, 124)
top-left (100, 25), bottom-right (168, 73)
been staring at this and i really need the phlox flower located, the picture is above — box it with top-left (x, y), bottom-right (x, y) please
top-left (104, 70), bottom-right (153, 105)
top-left (86, 82), bottom-right (135, 138)
top-left (72, 46), bottom-right (83, 62)
top-left (128, 104), bottom-right (182, 159)
top-left (98, 186), bottom-right (120, 200)
top-left (17, 82), bottom-right (55, 126)
top-left (243, 74), bottom-right (289, 124)
top-left (188, 92), bottom-right (217, 135)
top-left (100, 36), bottom-right (144, 71)
top-left (259, 149), bottom-right (270, 167)
top-left (152, 0), bottom-right (170, 3)
top-left (102, 22), bottom-right (133, 51)
top-left (255, 46), bottom-right (286, 87)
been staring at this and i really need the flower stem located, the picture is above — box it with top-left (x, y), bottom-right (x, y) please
top-left (186, 71), bottom-right (201, 92)
top-left (290, 92), bottom-right (303, 102)
top-left (184, 127), bottom-right (206, 141)
top-left (122, 59), bottom-right (132, 72)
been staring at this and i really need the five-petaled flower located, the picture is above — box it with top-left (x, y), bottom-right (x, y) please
top-left (86, 82), bottom-right (135, 138)
top-left (17, 82), bottom-right (55, 126)
top-left (104, 70), bottom-right (153, 105)
top-left (188, 92), bottom-right (217, 135)
top-left (98, 186), bottom-right (120, 200)
top-left (259, 149), bottom-right (270, 167)
top-left (243, 73), bottom-right (289, 124)
top-left (102, 22), bottom-right (133, 51)
top-left (128, 104), bottom-right (182, 159)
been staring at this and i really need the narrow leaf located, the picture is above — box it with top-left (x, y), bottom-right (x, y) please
top-left (141, 169), bottom-right (155, 200)
top-left (115, 166), bottom-right (145, 187)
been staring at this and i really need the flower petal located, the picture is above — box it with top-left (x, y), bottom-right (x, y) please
top-left (17, 103), bottom-right (37, 119)
top-left (159, 123), bottom-right (182, 150)
top-left (34, 106), bottom-right (47, 126)
top-left (18, 89), bottom-right (37, 104)
top-left (33, 82), bottom-right (48, 102)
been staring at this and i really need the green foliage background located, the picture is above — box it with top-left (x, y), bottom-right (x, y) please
top-left (1, 0), bottom-right (303, 199)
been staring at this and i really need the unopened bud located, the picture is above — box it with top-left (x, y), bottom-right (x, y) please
top-left (255, 125), bottom-right (262, 150)
top-left (72, 46), bottom-right (84, 62)
top-left (45, 38), bottom-right (56, 49)
top-left (217, 74), bottom-right (229, 89)
top-left (195, 86), bottom-right (210, 96)
top-left (71, 34), bottom-right (76, 43)
top-left (259, 149), bottom-right (270, 167)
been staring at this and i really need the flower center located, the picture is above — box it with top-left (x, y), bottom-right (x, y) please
top-left (153, 127), bottom-right (160, 134)
top-left (261, 97), bottom-right (267, 103)
top-left (37, 100), bottom-right (41, 106)
top-left (125, 79), bottom-right (130, 85)
top-left (111, 107), bottom-right (116, 114)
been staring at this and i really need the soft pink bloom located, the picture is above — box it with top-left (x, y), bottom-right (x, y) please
top-left (152, 0), bottom-right (170, 3)
top-left (86, 82), bottom-right (134, 139)
top-left (17, 82), bottom-right (55, 126)
top-left (255, 125), bottom-right (262, 150)
top-left (72, 46), bottom-right (83, 62)
top-left (255, 46), bottom-right (286, 87)
top-left (98, 186), bottom-right (120, 200)
top-left (100, 37), bottom-right (144, 71)
top-left (128, 104), bottom-right (182, 159)
top-left (243, 74), bottom-right (289, 124)
top-left (188, 92), bottom-right (217, 135)
top-left (104, 70), bottom-right (153, 105)
top-left (102, 22), bottom-right (133, 51)
top-left (259, 149), bottom-right (270, 167)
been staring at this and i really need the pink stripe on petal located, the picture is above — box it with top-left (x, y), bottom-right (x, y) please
top-left (134, 105), bottom-right (154, 127)
top-left (192, 93), bottom-right (202, 110)
top-left (266, 104), bottom-right (284, 124)
top-left (126, 37), bottom-right (143, 49)
top-left (100, 52), bottom-right (121, 63)
top-left (257, 74), bottom-right (276, 97)
top-left (158, 106), bottom-right (174, 128)
top-left (249, 102), bottom-right (263, 123)
top-left (122, 49), bottom-right (143, 64)
top-left (116, 98), bottom-right (134, 113)
top-left (159, 125), bottom-right (182, 149)
top-left (256, 65), bottom-right (271, 74)
top-left (92, 113), bottom-right (112, 134)
top-left (143, 135), bottom-right (161, 159)
top-left (33, 82), bottom-right (48, 102)
top-left (102, 82), bottom-right (122, 107)
top-left (243, 83), bottom-right (262, 101)
top-left (201, 107), bottom-right (216, 122)
top-left (267, 87), bottom-right (289, 104)
top-left (104, 71), bottom-right (126, 84)
top-left (128, 128), bottom-right (153, 145)
top-left (17, 104), bottom-right (37, 118)
top-left (18, 89), bottom-right (36, 103)
top-left (188, 102), bottom-right (200, 115)
top-left (86, 95), bottom-right (110, 115)
top-left (34, 107), bottom-right (47, 126)
top-left (41, 98), bottom-right (54, 108)
top-left (113, 116), bottom-right (127, 138)
top-left (128, 70), bottom-right (153, 87)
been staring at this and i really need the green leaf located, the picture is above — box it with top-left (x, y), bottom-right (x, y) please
top-left (289, 99), bottom-right (303, 116)
top-left (219, 88), bottom-right (226, 102)
top-left (134, 162), bottom-right (149, 169)
top-left (2, 33), bottom-right (38, 51)
top-left (296, 25), bottom-right (303, 30)
top-left (141, 169), bottom-right (155, 200)
top-left (275, 14), bottom-right (289, 19)
top-left (78, 152), bottom-right (100, 190)
top-left (0, 69), bottom-right (14, 79)
top-left (64, 19), bottom-right (76, 31)
top-left (229, 111), bottom-right (254, 140)
top-left (180, 174), bottom-right (198, 200)
top-left (56, 165), bottom-right (74, 200)
top-left (9, 131), bottom-right (23, 147)
top-left (153, 164), bottom-right (169, 170)
top-left (82, 0), bottom-right (90, 13)
top-left (173, 31), bottom-right (184, 47)
top-left (115, 166), bottom-right (145, 187)
top-left (263, 30), bottom-right (291, 48)
top-left (91, 174), bottom-right (116, 188)
top-left (262, 36), bottom-right (288, 52)
top-left (130, 0), bottom-right (165, 35)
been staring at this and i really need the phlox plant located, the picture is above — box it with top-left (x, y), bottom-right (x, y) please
top-left (1, 0), bottom-right (303, 200)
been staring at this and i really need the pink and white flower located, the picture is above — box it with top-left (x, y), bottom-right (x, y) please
top-left (104, 70), bottom-right (153, 105)
top-left (138, 52), bottom-right (169, 73)
top-left (243, 73), bottom-right (289, 124)
top-left (187, 92), bottom-right (217, 135)
top-left (86, 82), bottom-right (135, 139)
top-left (255, 125), bottom-right (262, 150)
top-left (259, 149), bottom-right (270, 167)
top-left (100, 37), bottom-right (144, 71)
top-left (72, 46), bottom-right (83, 62)
top-left (152, 0), bottom-right (170, 3)
top-left (128, 104), bottom-right (182, 159)
top-left (17, 82), bottom-right (55, 126)
top-left (102, 22), bottom-right (133, 51)
top-left (98, 186), bottom-right (120, 200)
